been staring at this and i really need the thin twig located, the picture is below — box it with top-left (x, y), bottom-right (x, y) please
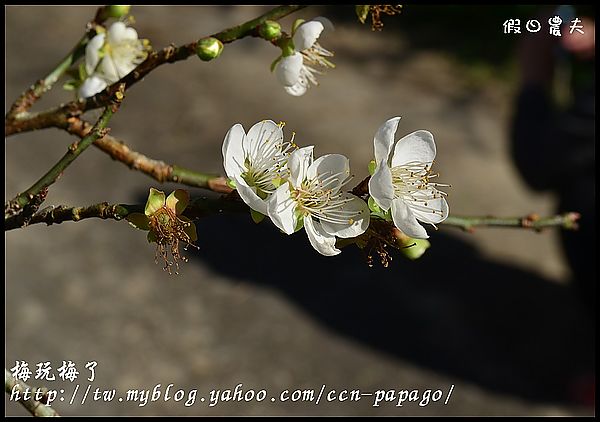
top-left (4, 85), bottom-right (125, 220)
top-left (442, 213), bottom-right (581, 232)
top-left (5, 369), bottom-right (59, 417)
top-left (63, 117), bottom-right (233, 193)
top-left (5, 5), bottom-right (306, 137)
top-left (5, 7), bottom-right (109, 121)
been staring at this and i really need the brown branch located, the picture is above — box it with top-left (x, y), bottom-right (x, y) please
top-left (5, 369), bottom-right (60, 417)
top-left (63, 117), bottom-right (233, 194)
top-left (5, 196), bottom-right (248, 231)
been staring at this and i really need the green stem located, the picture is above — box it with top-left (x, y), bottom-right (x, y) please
top-left (442, 213), bottom-right (580, 231)
top-left (4, 86), bottom-right (125, 220)
top-left (5, 369), bottom-right (59, 417)
top-left (5, 7), bottom-right (109, 121)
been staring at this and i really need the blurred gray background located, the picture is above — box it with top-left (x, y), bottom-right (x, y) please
top-left (5, 6), bottom-right (594, 416)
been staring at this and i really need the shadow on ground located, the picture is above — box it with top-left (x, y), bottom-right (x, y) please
top-left (189, 210), bottom-right (595, 406)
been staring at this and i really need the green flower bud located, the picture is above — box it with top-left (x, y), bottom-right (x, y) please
top-left (400, 238), bottom-right (431, 260)
top-left (259, 20), bottom-right (282, 41)
top-left (250, 209), bottom-right (266, 224)
top-left (107, 5), bottom-right (131, 18)
top-left (196, 37), bottom-right (224, 61)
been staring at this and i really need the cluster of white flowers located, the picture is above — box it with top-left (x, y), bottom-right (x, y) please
top-left (274, 17), bottom-right (335, 97)
top-left (223, 118), bottom-right (448, 256)
top-left (79, 22), bottom-right (148, 99)
top-left (223, 120), bottom-right (370, 256)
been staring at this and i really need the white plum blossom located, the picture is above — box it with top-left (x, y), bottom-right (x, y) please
top-left (368, 117), bottom-right (449, 239)
top-left (78, 22), bottom-right (147, 98)
top-left (222, 120), bottom-right (293, 214)
top-left (274, 17), bottom-right (335, 96)
top-left (268, 147), bottom-right (370, 256)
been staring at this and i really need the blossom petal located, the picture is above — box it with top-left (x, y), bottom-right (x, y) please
top-left (391, 198), bottom-right (429, 239)
top-left (222, 123), bottom-right (246, 179)
top-left (288, 146), bottom-right (314, 187)
top-left (85, 33), bottom-right (105, 75)
top-left (392, 130), bottom-right (436, 167)
top-left (145, 188), bottom-right (166, 216)
top-left (267, 183), bottom-right (297, 234)
top-left (284, 82), bottom-right (308, 97)
top-left (126, 212), bottom-right (150, 231)
top-left (313, 16), bottom-right (335, 34)
top-left (374, 116), bottom-right (400, 165)
top-left (112, 55), bottom-right (137, 79)
top-left (409, 196), bottom-right (449, 224)
top-left (166, 189), bottom-right (190, 215)
top-left (304, 216), bottom-right (341, 256)
top-left (234, 176), bottom-right (268, 215)
top-left (368, 163), bottom-right (394, 211)
top-left (275, 53), bottom-right (303, 86)
top-left (244, 120), bottom-right (283, 158)
top-left (108, 21), bottom-right (138, 44)
top-left (99, 54), bottom-right (120, 82)
top-left (78, 75), bottom-right (107, 99)
top-left (307, 153), bottom-right (350, 185)
top-left (320, 195), bottom-right (370, 238)
top-left (293, 20), bottom-right (324, 51)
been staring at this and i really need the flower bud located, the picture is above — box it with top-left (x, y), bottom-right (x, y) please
top-left (392, 227), bottom-right (431, 260)
top-left (107, 5), bottom-right (131, 18)
top-left (196, 37), bottom-right (224, 61)
top-left (259, 20), bottom-right (282, 41)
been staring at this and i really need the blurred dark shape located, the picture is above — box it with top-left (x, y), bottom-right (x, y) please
top-left (510, 11), bottom-right (596, 312)
top-left (190, 210), bottom-right (594, 407)
top-left (510, 8), bottom-right (595, 408)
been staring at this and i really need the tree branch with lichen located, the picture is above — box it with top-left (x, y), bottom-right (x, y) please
top-left (5, 369), bottom-right (59, 417)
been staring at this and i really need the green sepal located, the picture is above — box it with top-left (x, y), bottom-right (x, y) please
top-left (62, 80), bottom-right (80, 91)
top-left (293, 214), bottom-right (305, 233)
top-left (280, 38), bottom-right (296, 57)
top-left (291, 18), bottom-right (305, 35)
top-left (226, 178), bottom-right (237, 189)
top-left (78, 62), bottom-right (88, 81)
top-left (356, 5), bottom-right (370, 24)
top-left (368, 196), bottom-right (381, 213)
top-left (126, 212), bottom-right (150, 230)
top-left (368, 159), bottom-right (377, 175)
top-left (147, 230), bottom-right (157, 243)
top-left (400, 238), bottom-right (431, 260)
top-left (250, 209), bottom-right (266, 224)
top-left (270, 55), bottom-right (283, 73)
top-left (271, 175), bottom-right (285, 188)
top-left (145, 188), bottom-right (166, 216)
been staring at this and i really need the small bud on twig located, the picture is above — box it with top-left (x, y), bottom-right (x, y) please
top-left (196, 37), bottom-right (224, 61)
